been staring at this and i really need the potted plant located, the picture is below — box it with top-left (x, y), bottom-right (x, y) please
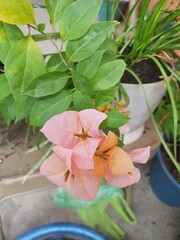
top-left (0, 0), bottom-right (150, 239)
top-left (115, 0), bottom-right (180, 144)
top-left (150, 75), bottom-right (180, 206)
top-left (98, 0), bottom-right (128, 21)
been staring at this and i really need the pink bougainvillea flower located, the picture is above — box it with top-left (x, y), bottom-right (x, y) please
top-left (106, 146), bottom-right (150, 188)
top-left (119, 123), bottom-right (130, 135)
top-left (93, 131), bottom-right (135, 178)
top-left (40, 146), bottom-right (100, 201)
top-left (116, 98), bottom-right (131, 135)
top-left (41, 109), bottom-right (107, 170)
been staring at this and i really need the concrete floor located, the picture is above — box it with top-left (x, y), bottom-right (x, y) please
top-left (1, 159), bottom-right (180, 240)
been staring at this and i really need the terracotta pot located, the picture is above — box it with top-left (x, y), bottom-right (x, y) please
top-left (122, 80), bottom-right (166, 144)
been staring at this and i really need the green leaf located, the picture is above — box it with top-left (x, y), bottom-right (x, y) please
top-left (30, 91), bottom-right (73, 127)
top-left (0, 74), bottom-right (11, 101)
top-left (95, 88), bottom-right (117, 107)
top-left (66, 21), bottom-right (117, 62)
top-left (73, 90), bottom-right (94, 111)
top-left (45, 0), bottom-right (73, 27)
top-left (0, 95), bottom-right (15, 125)
top-left (60, 0), bottom-right (103, 41)
top-left (24, 72), bottom-right (70, 97)
top-left (72, 70), bottom-right (94, 97)
top-left (107, 109), bottom-right (130, 128)
top-left (15, 96), bottom-right (36, 122)
top-left (77, 50), bottom-right (105, 79)
top-left (0, 0), bottom-right (36, 25)
top-left (91, 60), bottom-right (126, 91)
top-left (5, 35), bottom-right (46, 101)
top-left (99, 38), bottom-right (117, 64)
top-left (46, 53), bottom-right (68, 72)
top-left (0, 22), bottom-right (24, 63)
top-left (37, 23), bottom-right (46, 32)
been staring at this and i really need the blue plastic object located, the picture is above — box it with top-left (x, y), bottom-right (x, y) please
top-left (150, 149), bottom-right (180, 207)
top-left (16, 222), bottom-right (108, 240)
top-left (99, 1), bottom-right (127, 21)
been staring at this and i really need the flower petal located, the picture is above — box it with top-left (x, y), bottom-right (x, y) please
top-left (108, 146), bottom-right (134, 175)
top-left (71, 170), bottom-right (100, 201)
top-left (72, 138), bottom-right (100, 170)
top-left (119, 123), bottom-right (130, 135)
top-left (97, 131), bottom-right (118, 155)
top-left (106, 167), bottom-right (141, 188)
top-left (79, 109), bottom-right (107, 139)
top-left (41, 111), bottom-right (81, 148)
top-left (93, 155), bottom-right (106, 178)
top-left (53, 146), bottom-right (73, 172)
top-left (129, 146), bottom-right (150, 164)
top-left (40, 153), bottom-right (70, 189)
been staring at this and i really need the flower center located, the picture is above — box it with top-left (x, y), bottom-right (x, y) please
top-left (74, 129), bottom-right (92, 141)
top-left (64, 170), bottom-right (74, 182)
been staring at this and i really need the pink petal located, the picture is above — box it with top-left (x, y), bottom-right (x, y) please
top-left (119, 123), bottom-right (130, 135)
top-left (79, 109), bottom-right (107, 139)
top-left (129, 146), bottom-right (150, 164)
top-left (40, 153), bottom-right (70, 190)
top-left (72, 138), bottom-right (100, 170)
top-left (40, 111), bottom-right (81, 148)
top-left (53, 146), bottom-right (73, 172)
top-left (71, 170), bottom-right (100, 201)
top-left (106, 167), bottom-right (141, 188)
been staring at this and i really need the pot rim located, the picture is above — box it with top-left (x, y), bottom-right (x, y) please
top-left (156, 148), bottom-right (180, 189)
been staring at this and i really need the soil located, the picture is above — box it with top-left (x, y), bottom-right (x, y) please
top-left (121, 58), bottom-right (168, 84)
top-left (162, 144), bottom-right (180, 183)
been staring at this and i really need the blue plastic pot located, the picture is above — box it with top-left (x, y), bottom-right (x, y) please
top-left (99, 1), bottom-right (127, 21)
top-left (16, 222), bottom-right (108, 240)
top-left (150, 149), bottom-right (180, 207)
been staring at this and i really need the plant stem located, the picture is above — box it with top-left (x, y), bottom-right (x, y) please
top-left (28, 24), bottom-right (69, 69)
top-left (31, 32), bottom-right (60, 41)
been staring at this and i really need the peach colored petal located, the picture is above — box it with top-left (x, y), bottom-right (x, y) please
top-left (129, 146), bottom-right (150, 164)
top-left (72, 138), bottom-right (100, 170)
top-left (53, 146), bottom-right (73, 172)
top-left (79, 109), bottom-right (107, 139)
top-left (41, 111), bottom-right (81, 148)
top-left (93, 155), bottom-right (106, 178)
top-left (97, 131), bottom-right (118, 155)
top-left (40, 153), bottom-right (70, 190)
top-left (106, 167), bottom-right (141, 188)
top-left (71, 170), bottom-right (100, 201)
top-left (108, 146), bottom-right (134, 175)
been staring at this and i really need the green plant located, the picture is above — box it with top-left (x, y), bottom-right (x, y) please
top-left (0, 0), bottom-right (129, 134)
top-left (114, 0), bottom-right (180, 176)
top-left (155, 78), bottom-right (180, 143)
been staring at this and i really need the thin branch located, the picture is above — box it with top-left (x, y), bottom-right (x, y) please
top-left (28, 24), bottom-right (70, 69)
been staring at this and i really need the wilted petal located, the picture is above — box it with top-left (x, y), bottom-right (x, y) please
top-left (129, 146), bottom-right (150, 164)
top-left (79, 109), bottom-right (107, 139)
top-left (97, 131), bottom-right (118, 155)
top-left (106, 167), bottom-right (141, 188)
top-left (93, 155), bottom-right (106, 178)
top-left (41, 111), bottom-right (81, 148)
top-left (71, 170), bottom-right (100, 201)
top-left (72, 138), bottom-right (100, 170)
top-left (40, 153), bottom-right (70, 189)
top-left (108, 146), bottom-right (134, 175)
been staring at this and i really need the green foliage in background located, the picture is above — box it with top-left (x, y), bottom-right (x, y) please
top-left (0, 0), bottom-right (128, 134)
